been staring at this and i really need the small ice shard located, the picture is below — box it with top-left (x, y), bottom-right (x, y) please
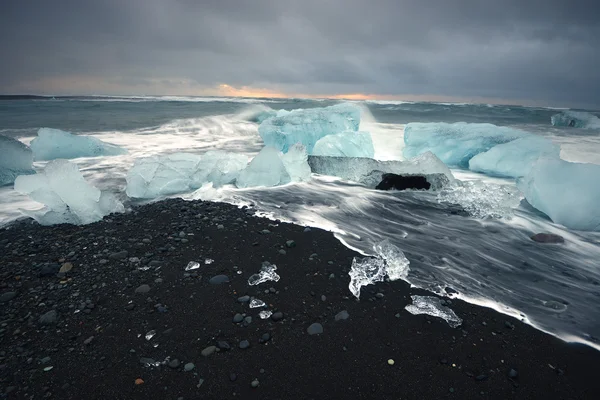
top-left (248, 264), bottom-right (280, 286)
top-left (145, 330), bottom-right (156, 340)
top-left (250, 299), bottom-right (266, 308)
top-left (374, 240), bottom-right (410, 281)
top-left (312, 131), bottom-right (375, 158)
top-left (348, 257), bottom-right (387, 299)
top-left (30, 128), bottom-right (127, 161)
top-left (0, 135), bottom-right (34, 186)
top-left (259, 310), bottom-right (273, 319)
top-left (258, 103), bottom-right (361, 153)
top-left (551, 110), bottom-right (600, 129)
top-left (204, 258), bottom-right (214, 264)
top-left (185, 261), bottom-right (200, 271)
top-left (14, 159), bottom-right (124, 225)
top-left (405, 295), bottom-right (462, 328)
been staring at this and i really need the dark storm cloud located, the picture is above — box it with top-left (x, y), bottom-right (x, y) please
top-left (1, 0), bottom-right (599, 106)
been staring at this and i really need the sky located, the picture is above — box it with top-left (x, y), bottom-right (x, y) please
top-left (1, 0), bottom-right (599, 107)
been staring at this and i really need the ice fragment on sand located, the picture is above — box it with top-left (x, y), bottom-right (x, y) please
top-left (14, 160), bottom-right (124, 225)
top-left (405, 295), bottom-right (462, 328)
top-left (374, 240), bottom-right (410, 281)
top-left (249, 299), bottom-right (266, 308)
top-left (185, 261), bottom-right (200, 271)
top-left (312, 131), bottom-right (375, 158)
top-left (259, 310), bottom-right (273, 319)
top-left (438, 180), bottom-right (521, 219)
top-left (30, 128), bottom-right (127, 161)
top-left (258, 103), bottom-right (361, 153)
top-left (517, 157), bottom-right (600, 231)
top-left (145, 330), bottom-right (156, 340)
top-left (0, 135), bottom-right (34, 186)
top-left (551, 110), bottom-right (600, 129)
top-left (204, 258), bottom-right (214, 264)
top-left (248, 264), bottom-right (280, 286)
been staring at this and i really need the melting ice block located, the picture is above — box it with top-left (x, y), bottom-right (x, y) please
top-left (14, 160), bottom-right (124, 225)
top-left (30, 128), bottom-right (128, 161)
top-left (258, 103), bottom-right (361, 153)
top-left (438, 180), bottom-right (521, 219)
top-left (403, 122), bottom-right (529, 168)
top-left (248, 263), bottom-right (280, 286)
top-left (312, 131), bottom-right (375, 158)
top-left (405, 295), bottom-right (462, 328)
top-left (236, 144), bottom-right (311, 188)
top-left (308, 151), bottom-right (454, 189)
top-left (0, 135), bottom-right (34, 186)
top-left (551, 111), bottom-right (600, 129)
top-left (517, 158), bottom-right (600, 231)
top-left (468, 136), bottom-right (560, 178)
top-left (126, 151), bottom-right (248, 199)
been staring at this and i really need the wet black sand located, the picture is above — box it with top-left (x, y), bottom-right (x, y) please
top-left (1, 198), bottom-right (599, 399)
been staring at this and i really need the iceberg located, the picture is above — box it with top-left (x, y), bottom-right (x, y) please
top-left (236, 144), bottom-right (311, 188)
top-left (551, 111), bottom-right (600, 129)
top-left (468, 136), bottom-right (560, 178)
top-left (126, 151), bottom-right (248, 199)
top-left (308, 151), bottom-right (455, 189)
top-left (30, 128), bottom-right (128, 161)
top-left (403, 122), bottom-right (528, 168)
top-left (258, 103), bottom-right (361, 153)
top-left (517, 158), bottom-right (600, 231)
top-left (0, 135), bottom-right (34, 186)
top-left (14, 160), bottom-right (124, 225)
top-left (312, 131), bottom-right (375, 158)
top-left (405, 295), bottom-right (462, 328)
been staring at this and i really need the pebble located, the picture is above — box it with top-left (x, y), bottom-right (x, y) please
top-left (233, 314), bottom-right (243, 323)
top-left (40, 357), bottom-right (51, 364)
top-left (251, 379), bottom-right (259, 388)
top-left (230, 373), bottom-right (237, 382)
top-left (0, 292), bottom-right (17, 303)
top-left (39, 310), bottom-right (58, 325)
top-left (237, 295), bottom-right (250, 303)
top-left (321, 295), bottom-right (327, 301)
top-left (375, 293), bottom-right (384, 299)
top-left (168, 359), bottom-right (180, 369)
top-left (278, 249), bottom-right (287, 255)
top-left (218, 341), bottom-right (231, 350)
top-left (135, 284), bottom-right (151, 294)
top-left (109, 250), bottom-right (128, 260)
top-left (239, 340), bottom-right (250, 349)
top-left (531, 233), bottom-right (565, 243)
top-left (217, 224), bottom-right (224, 229)
top-left (209, 275), bottom-right (230, 285)
top-left (335, 310), bottom-right (350, 321)
top-left (508, 368), bottom-right (518, 379)
top-left (83, 336), bottom-right (94, 345)
top-left (304, 227), bottom-right (311, 232)
top-left (307, 323), bottom-right (324, 335)
top-left (140, 357), bottom-right (155, 365)
top-left (388, 359), bottom-right (395, 365)
top-left (244, 316), bottom-right (252, 325)
top-left (259, 333), bottom-right (271, 343)
top-left (201, 346), bottom-right (217, 357)
top-left (184, 363), bottom-right (195, 372)
top-left (285, 240), bottom-right (296, 248)
top-left (271, 311), bottom-right (284, 321)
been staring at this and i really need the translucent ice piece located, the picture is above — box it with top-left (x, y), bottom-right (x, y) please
top-left (348, 256), bottom-right (387, 299)
top-left (312, 131), bottom-right (375, 158)
top-left (235, 147), bottom-right (291, 188)
top-left (259, 310), bottom-right (273, 319)
top-left (248, 264), bottom-right (280, 286)
top-left (250, 299), bottom-right (266, 308)
top-left (145, 330), bottom-right (156, 340)
top-left (405, 295), bottom-right (462, 328)
top-left (30, 128), bottom-right (127, 161)
top-left (185, 261), bottom-right (200, 271)
top-left (0, 135), bottom-right (34, 186)
top-left (438, 180), bottom-right (522, 219)
top-left (374, 240), bottom-right (410, 281)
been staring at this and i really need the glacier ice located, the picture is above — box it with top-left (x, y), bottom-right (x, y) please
top-left (14, 159), bottom-right (124, 225)
top-left (0, 135), bottom-right (34, 186)
top-left (236, 144), bottom-right (311, 188)
top-left (403, 122), bottom-right (529, 168)
top-left (405, 295), bottom-right (462, 328)
top-left (551, 111), bottom-right (600, 129)
top-left (280, 143), bottom-right (312, 182)
top-left (308, 151), bottom-right (454, 189)
top-left (258, 103), bottom-right (361, 153)
top-left (248, 263), bottom-right (280, 286)
top-left (468, 136), bottom-right (560, 178)
top-left (237, 104), bottom-right (277, 123)
top-left (126, 151), bottom-right (248, 199)
top-left (517, 158), bottom-right (600, 231)
top-left (438, 180), bottom-right (522, 219)
top-left (348, 240), bottom-right (410, 299)
top-left (30, 128), bottom-right (128, 161)
top-left (312, 131), bottom-right (375, 158)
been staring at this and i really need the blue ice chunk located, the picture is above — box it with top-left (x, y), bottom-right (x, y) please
top-left (0, 135), bottom-right (34, 186)
top-left (312, 131), bottom-right (375, 158)
top-left (30, 128), bottom-right (128, 161)
top-left (258, 103), bottom-right (361, 153)
top-left (280, 144), bottom-right (311, 182)
top-left (551, 111), bottom-right (600, 129)
top-left (14, 160), bottom-right (124, 225)
top-left (468, 136), bottom-right (560, 178)
top-left (403, 122), bottom-right (528, 168)
top-left (517, 158), bottom-right (600, 231)
top-left (236, 147), bottom-right (291, 188)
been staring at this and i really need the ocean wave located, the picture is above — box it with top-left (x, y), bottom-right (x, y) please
top-left (551, 110), bottom-right (600, 129)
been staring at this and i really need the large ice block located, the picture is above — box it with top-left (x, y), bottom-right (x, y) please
top-left (0, 135), bottom-right (34, 186)
top-left (14, 160), bottom-right (124, 225)
top-left (312, 131), bottom-right (375, 158)
top-left (517, 158), bottom-right (600, 231)
top-left (30, 128), bottom-right (128, 161)
top-left (126, 151), bottom-right (248, 199)
top-left (236, 147), bottom-right (291, 188)
top-left (280, 143), bottom-right (311, 182)
top-left (258, 103), bottom-right (361, 153)
top-left (308, 151), bottom-right (455, 189)
top-left (403, 122), bottom-right (528, 167)
top-left (468, 136), bottom-right (560, 178)
top-left (551, 111), bottom-right (600, 129)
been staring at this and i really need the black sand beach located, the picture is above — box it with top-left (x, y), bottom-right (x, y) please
top-left (1, 198), bottom-right (599, 400)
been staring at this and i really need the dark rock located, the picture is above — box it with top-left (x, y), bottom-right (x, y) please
top-left (135, 284), bottom-right (151, 294)
top-left (285, 240), bottom-right (296, 248)
top-left (230, 373), bottom-right (237, 382)
top-left (209, 275), bottom-right (230, 285)
top-left (184, 363), bottom-right (195, 372)
top-left (140, 357), bottom-right (156, 365)
top-left (475, 374), bottom-right (488, 381)
top-left (271, 311), bottom-right (284, 322)
top-left (445, 287), bottom-right (459, 295)
top-left (39, 310), bottom-right (58, 325)
top-left (217, 341), bottom-right (231, 351)
top-left (239, 340), bottom-right (250, 349)
top-left (39, 263), bottom-right (60, 277)
top-left (233, 314), bottom-right (243, 323)
top-left (259, 333), bottom-right (271, 343)
top-left (168, 359), bottom-right (180, 369)
top-left (109, 250), bottom-right (128, 260)
top-left (201, 346), bottom-right (216, 357)
top-left (531, 233), bottom-right (565, 244)
top-left (508, 369), bottom-right (518, 379)
top-left (237, 295), bottom-right (250, 303)
top-left (307, 323), bottom-right (323, 335)
top-left (335, 310), bottom-right (350, 321)
top-left (376, 173), bottom-right (431, 191)
top-left (0, 291), bottom-right (17, 303)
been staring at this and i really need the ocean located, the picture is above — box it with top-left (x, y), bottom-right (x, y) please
top-left (1, 96), bottom-right (600, 349)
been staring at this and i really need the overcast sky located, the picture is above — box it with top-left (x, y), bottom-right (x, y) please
top-left (1, 0), bottom-right (598, 107)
